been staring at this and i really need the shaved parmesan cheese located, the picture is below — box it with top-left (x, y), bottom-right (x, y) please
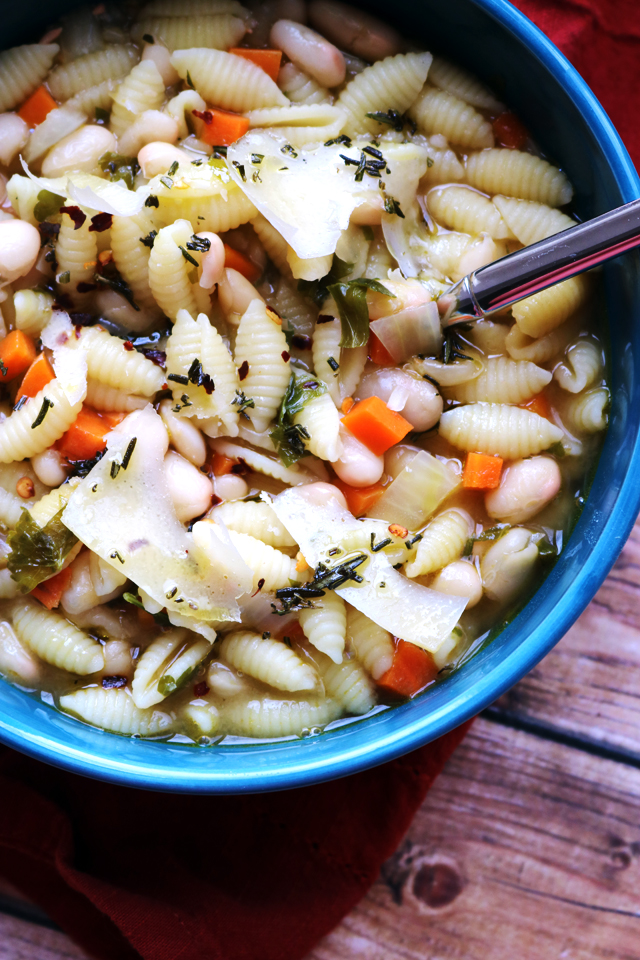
top-left (41, 310), bottom-right (87, 405)
top-left (20, 158), bottom-right (150, 216)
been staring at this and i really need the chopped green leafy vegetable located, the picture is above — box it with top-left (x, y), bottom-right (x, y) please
top-left (123, 591), bottom-right (171, 627)
top-left (34, 189), bottom-right (65, 223)
top-left (463, 524), bottom-right (511, 557)
top-left (98, 152), bottom-right (141, 190)
top-left (270, 373), bottom-right (327, 466)
top-left (7, 508), bottom-right (78, 592)
top-left (297, 254), bottom-right (353, 306)
top-left (327, 277), bottom-right (395, 348)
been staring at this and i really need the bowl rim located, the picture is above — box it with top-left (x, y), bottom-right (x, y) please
top-left (1, 0), bottom-right (640, 793)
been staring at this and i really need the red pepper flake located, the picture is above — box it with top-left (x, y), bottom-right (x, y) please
top-left (251, 577), bottom-right (265, 597)
top-left (192, 108), bottom-right (214, 125)
top-left (123, 340), bottom-right (134, 351)
top-left (317, 315), bottom-right (335, 324)
top-left (388, 523), bottom-right (409, 539)
top-left (281, 350), bottom-right (290, 362)
top-left (59, 205), bottom-right (87, 230)
top-left (102, 675), bottom-right (127, 689)
top-left (492, 111), bottom-right (529, 150)
top-left (291, 334), bottom-right (312, 349)
top-left (52, 294), bottom-right (74, 311)
top-left (238, 360), bottom-right (249, 381)
top-left (143, 348), bottom-right (166, 367)
top-left (194, 681), bottom-right (210, 697)
top-left (210, 493), bottom-right (222, 506)
top-left (89, 212), bottom-right (113, 233)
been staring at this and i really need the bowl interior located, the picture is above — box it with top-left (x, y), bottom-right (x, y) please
top-left (1, 0), bottom-right (640, 792)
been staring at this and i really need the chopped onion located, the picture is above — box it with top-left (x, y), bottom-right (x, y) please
top-left (369, 299), bottom-right (441, 363)
top-left (24, 107), bottom-right (86, 164)
top-left (366, 450), bottom-right (460, 529)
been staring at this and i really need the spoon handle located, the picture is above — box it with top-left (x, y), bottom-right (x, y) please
top-left (440, 196), bottom-right (640, 327)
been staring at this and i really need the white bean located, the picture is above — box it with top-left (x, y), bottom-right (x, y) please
top-left (159, 399), bottom-right (207, 466)
top-left (60, 552), bottom-right (106, 615)
top-left (213, 474), bottom-right (249, 501)
top-left (218, 268), bottom-right (264, 321)
top-left (31, 449), bottom-right (68, 487)
top-left (165, 451), bottom-right (214, 523)
top-left (95, 288), bottom-right (158, 332)
top-left (485, 456), bottom-right (561, 524)
top-left (0, 113), bottom-right (29, 165)
top-left (271, 19), bottom-right (346, 87)
top-left (331, 425), bottom-right (384, 487)
top-left (102, 639), bottom-right (134, 678)
top-left (480, 527), bottom-right (539, 604)
top-left (138, 141), bottom-right (190, 179)
top-left (142, 41), bottom-right (179, 86)
top-left (296, 480), bottom-right (347, 510)
top-left (41, 125), bottom-right (116, 178)
top-left (197, 232), bottom-right (226, 290)
top-left (357, 367), bottom-right (442, 431)
top-left (431, 560), bottom-right (482, 609)
top-left (88, 551), bottom-right (127, 597)
top-left (207, 660), bottom-right (251, 698)
top-left (118, 110), bottom-right (179, 157)
top-left (308, 0), bottom-right (402, 61)
top-left (0, 220), bottom-right (40, 283)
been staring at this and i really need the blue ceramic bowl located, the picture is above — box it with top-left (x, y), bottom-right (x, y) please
top-left (2, 0), bottom-right (639, 792)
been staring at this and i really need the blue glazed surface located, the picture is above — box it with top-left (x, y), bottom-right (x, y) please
top-left (1, 0), bottom-right (639, 792)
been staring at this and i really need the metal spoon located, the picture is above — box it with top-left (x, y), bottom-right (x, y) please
top-left (437, 197), bottom-right (640, 328)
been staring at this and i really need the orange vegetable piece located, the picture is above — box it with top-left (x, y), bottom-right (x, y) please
top-left (492, 111), bottom-right (529, 150)
top-left (57, 406), bottom-right (115, 461)
top-left (223, 244), bottom-right (261, 283)
top-left (196, 107), bottom-right (250, 146)
top-left (0, 331), bottom-right (37, 383)
top-left (334, 479), bottom-right (385, 517)
top-left (341, 397), bottom-right (354, 414)
top-left (462, 451), bottom-right (503, 490)
top-left (341, 395), bottom-right (412, 456)
top-left (17, 85), bottom-right (57, 126)
top-left (368, 332), bottom-right (394, 366)
top-left (229, 48), bottom-right (283, 83)
top-left (210, 452), bottom-right (237, 476)
top-left (99, 411), bottom-right (127, 430)
top-left (521, 392), bottom-right (553, 420)
top-left (377, 639), bottom-right (439, 698)
top-left (16, 352), bottom-right (55, 402)
top-left (30, 567), bottom-right (73, 610)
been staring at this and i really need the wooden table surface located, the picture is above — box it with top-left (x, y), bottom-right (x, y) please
top-left (1, 520), bottom-right (640, 959)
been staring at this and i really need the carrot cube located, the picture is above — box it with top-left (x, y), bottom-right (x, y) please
top-left (17, 86), bottom-right (57, 126)
top-left (462, 452), bottom-right (503, 490)
top-left (377, 639), bottom-right (439, 698)
top-left (0, 331), bottom-right (37, 383)
top-left (58, 406), bottom-right (114, 461)
top-left (223, 244), bottom-right (261, 283)
top-left (341, 395), bottom-right (412, 456)
top-left (229, 48), bottom-right (283, 83)
top-left (334, 479), bottom-right (385, 517)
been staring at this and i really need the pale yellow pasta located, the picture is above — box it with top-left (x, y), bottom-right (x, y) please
top-left (133, 15), bottom-right (246, 51)
top-left (492, 196), bottom-right (576, 245)
top-left (464, 148), bottom-right (573, 206)
top-left (210, 500), bottom-right (296, 547)
top-left (429, 56), bottom-right (504, 111)
top-left (419, 143), bottom-right (465, 187)
top-left (410, 86), bottom-right (494, 148)
top-left (312, 316), bottom-right (342, 405)
top-left (251, 214), bottom-right (291, 276)
top-left (110, 60), bottom-right (165, 138)
top-left (439, 402), bottom-right (563, 458)
top-left (140, 0), bottom-right (250, 16)
top-left (223, 695), bottom-right (341, 738)
top-left (293, 392), bottom-right (342, 462)
top-left (148, 219), bottom-right (198, 320)
top-left (0, 44), bottom-right (59, 113)
top-left (48, 45), bottom-right (139, 101)
top-left (467, 320), bottom-right (509, 357)
top-left (234, 299), bottom-right (291, 432)
top-left (422, 231), bottom-right (472, 279)
top-left (278, 62), bottom-right (332, 105)
top-left (336, 51), bottom-right (432, 135)
top-left (164, 89), bottom-right (206, 139)
top-left (446, 356), bottom-right (552, 404)
top-left (11, 598), bottom-right (104, 675)
top-left (505, 316), bottom-right (581, 364)
top-left (209, 437), bottom-right (315, 485)
top-left (5, 174), bottom-right (39, 225)
top-left (220, 631), bottom-right (317, 692)
top-left (405, 509), bottom-right (474, 578)
top-left (85, 380), bottom-right (147, 412)
top-left (74, 326), bottom-right (165, 396)
top-left (427, 186), bottom-right (513, 239)
top-left (226, 530), bottom-right (297, 591)
top-left (245, 104), bottom-right (346, 145)
top-left (29, 478), bottom-right (81, 528)
top-left (170, 48), bottom-right (288, 111)
top-left (364, 236), bottom-right (394, 279)
top-left (554, 340), bottom-right (602, 394)
top-left (512, 276), bottom-right (588, 338)
top-left (311, 649), bottom-right (375, 715)
top-left (110, 211), bottom-right (158, 312)
top-left (0, 380), bottom-right (85, 464)
top-left (155, 189), bottom-right (257, 235)
top-left (60, 687), bottom-right (173, 736)
top-left (181, 701), bottom-right (220, 737)
top-left (13, 289), bottom-right (53, 337)
top-left (338, 346), bottom-right (368, 401)
top-left (65, 79), bottom-right (118, 117)
top-left (0, 486), bottom-right (31, 528)
top-left (299, 590), bottom-right (347, 664)
top-left (564, 387), bottom-right (609, 434)
top-left (132, 628), bottom-right (211, 708)
top-left (56, 212), bottom-right (98, 300)
top-left (286, 249), bottom-right (333, 282)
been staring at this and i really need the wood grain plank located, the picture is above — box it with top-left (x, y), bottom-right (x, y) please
top-left (494, 519), bottom-right (640, 757)
top-left (307, 718), bottom-right (640, 960)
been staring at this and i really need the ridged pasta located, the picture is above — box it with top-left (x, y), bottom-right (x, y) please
top-left (148, 219), bottom-right (198, 320)
top-left (110, 60), bottom-right (165, 138)
top-left (11, 598), bottom-right (104, 674)
top-left (5, 175), bottom-right (39, 225)
top-left (85, 380), bottom-right (147, 412)
top-left (181, 701), bottom-right (220, 737)
top-left (311, 649), bottom-right (375, 715)
top-left (446, 356), bottom-right (552, 403)
top-left (439, 402), bottom-right (563, 458)
top-left (29, 478), bottom-right (81, 528)
top-left (132, 629), bottom-right (211, 708)
top-left (429, 56), bottom-right (504, 111)
top-left (155, 190), bottom-right (257, 234)
top-left (223, 694), bottom-right (341, 738)
top-left (74, 326), bottom-right (164, 396)
top-left (419, 143), bottom-right (465, 187)
top-left (210, 500), bottom-right (296, 547)
top-left (208, 438), bottom-right (315, 485)
top-left (56, 213), bottom-right (98, 301)
top-left (132, 15), bottom-right (246, 51)
top-left (293, 392), bottom-right (342, 462)
top-left (164, 89), bottom-right (206, 139)
top-left (364, 237), bottom-right (394, 279)
top-left (220, 631), bottom-right (317, 692)
top-left (0, 486), bottom-right (30, 528)
top-left (464, 149), bottom-right (573, 206)
top-left (65, 79), bottom-right (118, 117)
top-left (59, 687), bottom-right (173, 736)
top-left (48, 44), bottom-right (139, 101)
top-left (278, 62), bottom-right (332, 105)
top-left (427, 186), bottom-right (513, 239)
top-left (299, 590), bottom-right (347, 664)
top-left (0, 44), bottom-right (59, 113)
top-left (140, 0), bottom-right (250, 16)
top-left (226, 530), bottom-right (297, 591)
top-left (312, 316), bottom-right (342, 405)
top-left (0, 380), bottom-right (85, 464)
top-left (492, 195), bottom-right (576, 245)
top-left (245, 104), bottom-right (346, 145)
top-left (512, 276), bottom-right (588, 338)
top-left (405, 509), bottom-right (473, 578)
top-left (110, 211), bottom-right (158, 312)
top-left (422, 231), bottom-right (472, 280)
top-left (251, 214), bottom-right (291, 276)
top-left (336, 51), bottom-right (432, 135)
top-left (505, 316), bottom-right (581, 364)
top-left (410, 86), bottom-right (494, 148)
top-left (554, 339), bottom-right (602, 394)
top-left (338, 346), bottom-right (368, 401)
top-left (234, 299), bottom-right (291, 432)
top-left (13, 289), bottom-right (53, 337)
top-left (170, 48), bottom-right (288, 111)
top-left (286, 249), bottom-right (333, 282)
top-left (565, 387), bottom-right (609, 434)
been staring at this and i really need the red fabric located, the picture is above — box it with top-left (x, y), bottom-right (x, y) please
top-left (0, 723), bottom-right (469, 960)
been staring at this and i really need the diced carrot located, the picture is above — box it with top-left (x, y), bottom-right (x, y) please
top-left (30, 566), bottom-right (72, 610)
top-left (521, 392), bottom-right (553, 420)
top-left (229, 47), bottom-right (283, 83)
top-left (462, 451), bottom-right (503, 490)
top-left (377, 639), bottom-right (439, 698)
top-left (99, 411), bottom-right (127, 430)
top-left (341, 395), bottom-right (412, 456)
top-left (223, 244), bottom-right (261, 283)
top-left (195, 107), bottom-right (250, 146)
top-left (368, 332), bottom-right (394, 366)
top-left (492, 111), bottom-right (529, 150)
top-left (17, 85), bottom-right (57, 126)
top-left (341, 397), bottom-right (355, 414)
top-left (334, 479), bottom-right (385, 517)
top-left (16, 351), bottom-right (55, 401)
top-left (210, 452), bottom-right (237, 476)
top-left (58, 406), bottom-right (114, 461)
top-left (0, 331), bottom-right (37, 383)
